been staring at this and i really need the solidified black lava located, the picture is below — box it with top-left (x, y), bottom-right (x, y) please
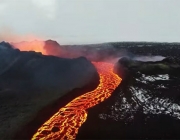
top-left (77, 44), bottom-right (180, 139)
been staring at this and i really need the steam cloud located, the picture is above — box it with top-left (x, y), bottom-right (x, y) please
top-left (133, 56), bottom-right (165, 62)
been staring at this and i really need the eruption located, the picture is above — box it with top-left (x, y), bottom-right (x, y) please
top-left (8, 40), bottom-right (122, 139)
top-left (12, 40), bottom-right (47, 55)
top-left (12, 40), bottom-right (63, 57)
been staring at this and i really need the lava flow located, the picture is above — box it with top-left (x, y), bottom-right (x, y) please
top-left (32, 62), bottom-right (121, 140)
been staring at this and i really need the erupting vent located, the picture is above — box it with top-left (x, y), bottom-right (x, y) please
top-left (32, 62), bottom-right (121, 139)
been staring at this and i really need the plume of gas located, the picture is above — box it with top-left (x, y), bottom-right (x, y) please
top-left (12, 41), bottom-right (46, 55)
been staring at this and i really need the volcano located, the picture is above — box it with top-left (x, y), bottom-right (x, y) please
top-left (0, 40), bottom-right (122, 139)
top-left (1, 40), bottom-right (180, 139)
top-left (12, 41), bottom-right (122, 139)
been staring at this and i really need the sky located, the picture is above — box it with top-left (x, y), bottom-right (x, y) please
top-left (0, 0), bottom-right (180, 44)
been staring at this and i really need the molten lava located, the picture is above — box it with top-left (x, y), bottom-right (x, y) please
top-left (32, 62), bottom-right (122, 139)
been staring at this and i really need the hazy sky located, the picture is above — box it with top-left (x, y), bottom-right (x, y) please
top-left (0, 0), bottom-right (180, 44)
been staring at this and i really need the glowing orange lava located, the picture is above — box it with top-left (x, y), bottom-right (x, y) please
top-left (12, 41), bottom-right (47, 55)
top-left (32, 62), bottom-right (122, 140)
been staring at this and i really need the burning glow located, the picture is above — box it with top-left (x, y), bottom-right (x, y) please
top-left (12, 41), bottom-right (47, 55)
top-left (32, 62), bottom-right (122, 139)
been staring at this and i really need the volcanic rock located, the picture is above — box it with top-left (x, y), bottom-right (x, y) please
top-left (114, 56), bottom-right (180, 77)
top-left (0, 41), bottom-right (99, 139)
top-left (77, 56), bottom-right (180, 139)
top-left (44, 39), bottom-right (62, 57)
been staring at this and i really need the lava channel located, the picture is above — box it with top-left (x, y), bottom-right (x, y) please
top-left (32, 62), bottom-right (122, 140)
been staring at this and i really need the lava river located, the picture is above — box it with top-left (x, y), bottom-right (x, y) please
top-left (32, 62), bottom-right (121, 140)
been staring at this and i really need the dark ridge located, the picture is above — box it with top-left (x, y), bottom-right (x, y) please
top-left (14, 74), bottom-right (99, 139)
top-left (0, 41), bottom-right (100, 139)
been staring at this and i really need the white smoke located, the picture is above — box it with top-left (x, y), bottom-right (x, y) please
top-left (133, 56), bottom-right (165, 62)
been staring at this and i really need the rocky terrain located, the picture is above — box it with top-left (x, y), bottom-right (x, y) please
top-left (76, 45), bottom-right (180, 139)
top-left (0, 41), bottom-right (99, 139)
